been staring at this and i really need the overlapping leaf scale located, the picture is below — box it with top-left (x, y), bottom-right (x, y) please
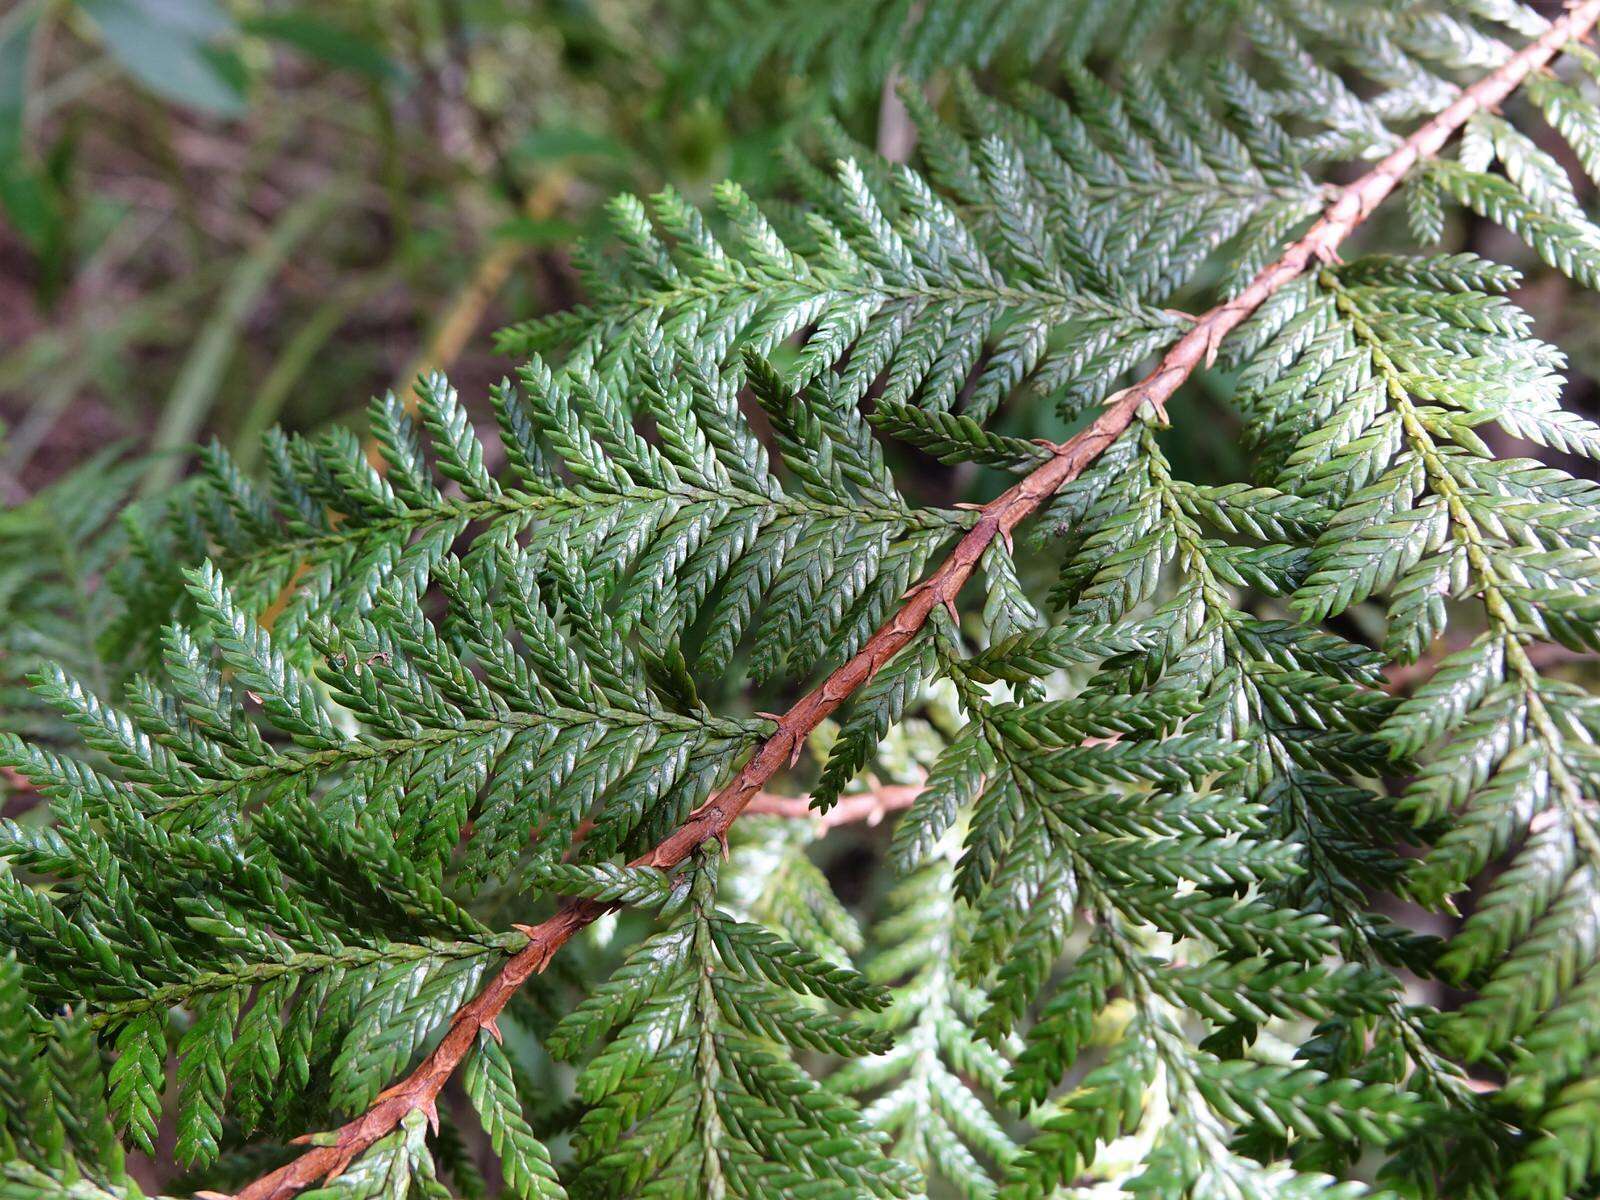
top-left (950, 61), bottom-right (1327, 308)
top-left (871, 601), bottom-right (1416, 1199)
top-left (501, 63), bottom-right (1364, 422)
top-left (500, 149), bottom-right (1182, 423)
top-left (678, 0), bottom-right (1535, 143)
top-left (1400, 24), bottom-right (1600, 287)
top-left (899, 408), bottom-right (1439, 1195)
top-left (0, 955), bottom-right (139, 1194)
top-left (992, 917), bottom-right (1416, 1200)
top-left (1046, 424), bottom-right (1413, 929)
top-left (0, 743), bottom-right (524, 1162)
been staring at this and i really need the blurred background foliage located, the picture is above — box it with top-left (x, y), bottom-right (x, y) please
top-left (0, 0), bottom-right (827, 492)
top-left (0, 0), bottom-right (842, 774)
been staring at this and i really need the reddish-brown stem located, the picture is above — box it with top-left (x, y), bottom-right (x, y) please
top-left (1383, 638), bottom-right (1596, 693)
top-left (561, 783), bottom-right (920, 858)
top-left (1, 766), bottom-right (37, 796)
top-left (746, 783), bottom-right (923, 826)
top-left (232, 8), bottom-right (1600, 1197)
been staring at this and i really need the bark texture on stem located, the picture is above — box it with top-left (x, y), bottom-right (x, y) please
top-left (232, 7), bottom-right (1600, 1196)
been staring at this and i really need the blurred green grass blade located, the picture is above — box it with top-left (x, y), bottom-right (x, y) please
top-left (0, 3), bottom-right (62, 258)
top-left (242, 12), bottom-right (400, 82)
top-left (232, 264), bottom-right (401, 469)
top-left (0, 2), bottom-right (37, 161)
top-left (0, 265), bottom-right (217, 400)
top-left (143, 186), bottom-right (345, 493)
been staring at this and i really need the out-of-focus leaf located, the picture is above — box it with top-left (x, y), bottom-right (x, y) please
top-left (242, 12), bottom-right (399, 82)
top-left (0, 11), bottom-right (68, 282)
top-left (0, 6), bottom-right (34, 162)
top-left (0, 444), bottom-right (142, 747)
top-left (113, 0), bottom-right (233, 38)
top-left (78, 0), bottom-right (245, 115)
top-left (491, 217), bottom-right (579, 246)
top-left (514, 126), bottom-right (626, 163)
top-left (145, 185), bottom-right (345, 492)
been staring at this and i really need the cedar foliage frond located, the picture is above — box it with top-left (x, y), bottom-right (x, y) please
top-left (0, 449), bottom-right (140, 754)
top-left (675, 0), bottom-right (1547, 108)
top-left (7, 5), bottom-right (1600, 1200)
top-left (882, 612), bottom-right (1422, 1200)
top-left (544, 848), bottom-right (917, 1199)
top-left (830, 842), bottom-right (1020, 1197)
top-left (119, 344), bottom-right (976, 693)
top-left (1234, 252), bottom-right (1600, 1199)
top-left (496, 58), bottom-right (1370, 415)
top-left (0, 954), bottom-right (138, 1199)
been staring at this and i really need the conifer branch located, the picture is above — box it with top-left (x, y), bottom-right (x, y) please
top-left (231, 8), bottom-right (1600, 1197)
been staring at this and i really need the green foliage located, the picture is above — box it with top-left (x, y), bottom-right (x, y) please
top-left (300, 1110), bottom-right (442, 1200)
top-left (0, 449), bottom-right (140, 757)
top-left (118, 346), bottom-right (977, 699)
top-left (721, 815), bottom-right (866, 965)
top-left (829, 851), bottom-right (1019, 1199)
top-left (675, 0), bottom-right (1546, 112)
top-left (498, 62), bottom-right (1346, 419)
top-left (545, 849), bottom-right (916, 1199)
top-left (0, 955), bottom-right (135, 1196)
top-left (879, 590), bottom-right (1423, 1198)
top-left (7, 6), bottom-right (1600, 1200)
top-left (462, 1035), bottom-right (567, 1200)
top-left (1235, 250), bottom-right (1600, 1198)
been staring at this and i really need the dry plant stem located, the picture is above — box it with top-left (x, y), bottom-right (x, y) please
top-left (232, 9), bottom-right (1600, 1198)
top-left (877, 70), bottom-right (917, 164)
top-left (397, 171), bottom-right (572, 392)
